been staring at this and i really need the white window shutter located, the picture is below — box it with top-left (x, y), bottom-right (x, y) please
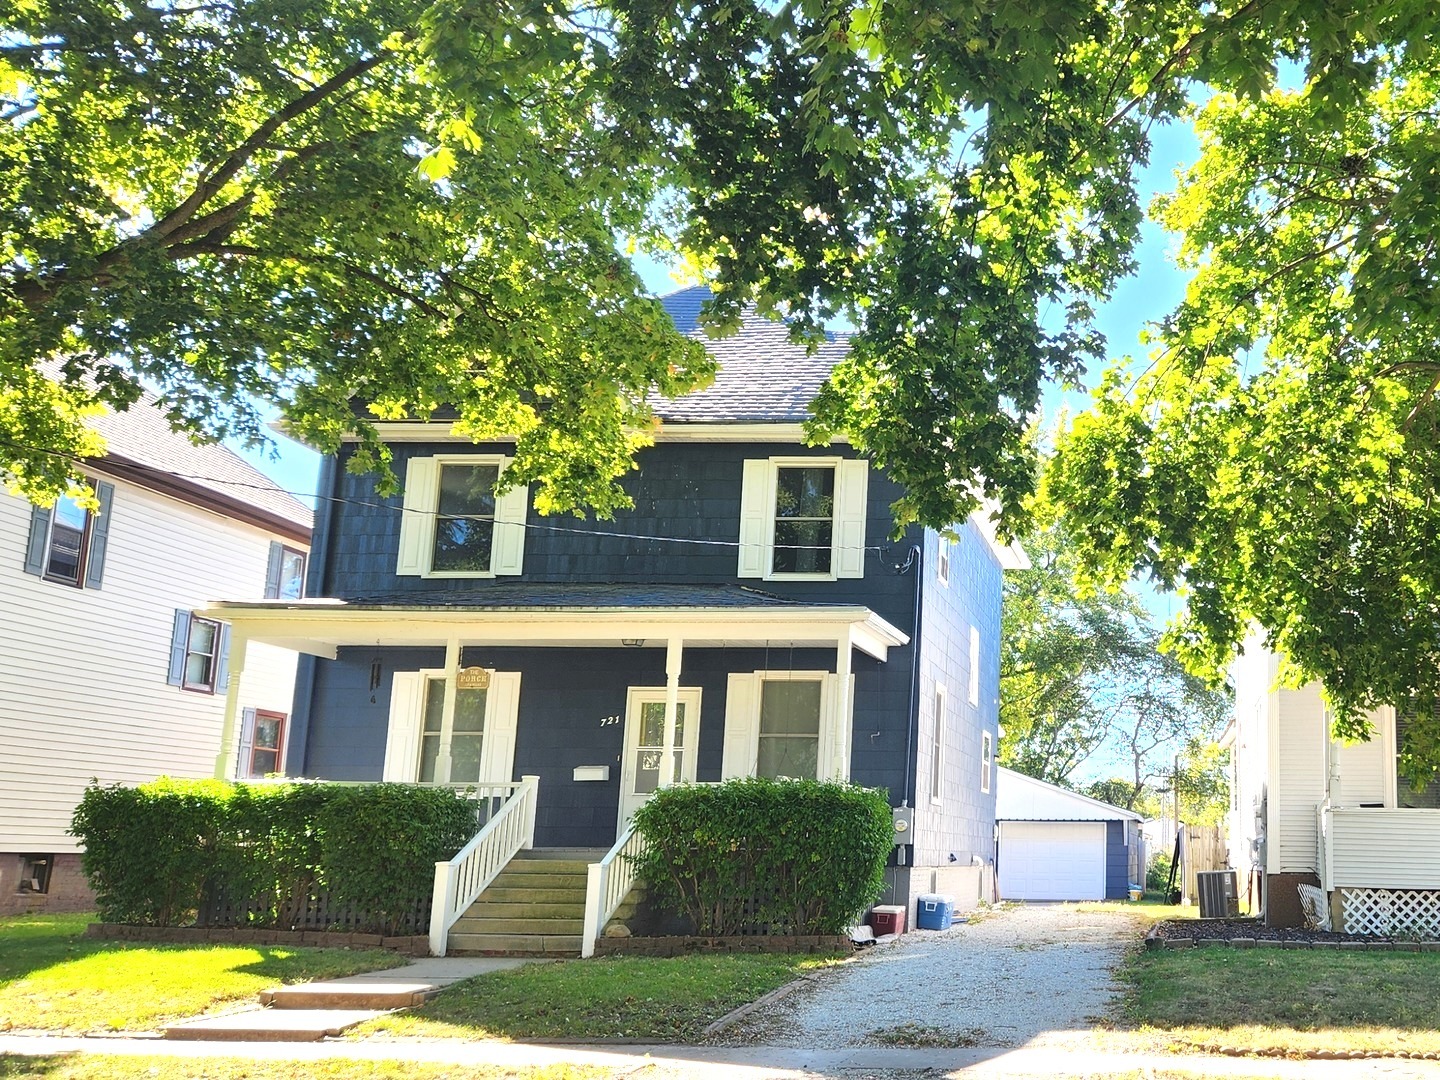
top-left (395, 457), bottom-right (439, 576)
top-left (834, 459), bottom-right (869, 579)
top-left (817, 673), bottom-right (855, 782)
top-left (383, 673), bottom-right (424, 781)
top-left (479, 671), bottom-right (522, 784)
top-left (491, 460), bottom-right (528, 576)
top-left (237, 707), bottom-right (257, 779)
top-left (737, 460), bottom-right (773, 578)
top-left (721, 672), bottom-right (760, 779)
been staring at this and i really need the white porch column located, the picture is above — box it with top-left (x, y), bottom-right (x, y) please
top-left (835, 628), bottom-right (854, 781)
top-left (436, 638), bottom-right (461, 783)
top-left (213, 633), bottom-right (249, 780)
top-left (659, 638), bottom-right (684, 788)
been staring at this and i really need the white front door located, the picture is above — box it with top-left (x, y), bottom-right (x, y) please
top-left (618, 686), bottom-right (701, 830)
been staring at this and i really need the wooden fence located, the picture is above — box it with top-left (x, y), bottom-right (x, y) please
top-left (1180, 824), bottom-right (1227, 904)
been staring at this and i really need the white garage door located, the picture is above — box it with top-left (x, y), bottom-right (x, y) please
top-left (999, 821), bottom-right (1107, 901)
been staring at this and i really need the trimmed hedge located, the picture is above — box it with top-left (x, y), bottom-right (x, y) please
top-left (70, 778), bottom-right (477, 935)
top-left (629, 777), bottom-right (893, 936)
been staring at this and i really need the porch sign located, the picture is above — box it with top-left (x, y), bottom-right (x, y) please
top-left (457, 666), bottom-right (491, 690)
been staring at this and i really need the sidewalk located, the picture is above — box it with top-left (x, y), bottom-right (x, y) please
top-left (6, 1034), bottom-right (1440, 1078)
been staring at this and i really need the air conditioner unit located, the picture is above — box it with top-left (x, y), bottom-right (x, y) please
top-left (1196, 870), bottom-right (1239, 918)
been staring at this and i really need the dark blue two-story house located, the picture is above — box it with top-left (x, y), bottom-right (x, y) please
top-left (206, 286), bottom-right (1026, 955)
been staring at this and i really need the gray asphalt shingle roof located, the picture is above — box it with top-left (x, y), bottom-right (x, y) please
top-left (86, 393), bottom-right (312, 531)
top-left (655, 286), bottom-right (849, 424)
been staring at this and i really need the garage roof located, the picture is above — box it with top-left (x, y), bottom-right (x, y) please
top-left (995, 767), bottom-right (1143, 823)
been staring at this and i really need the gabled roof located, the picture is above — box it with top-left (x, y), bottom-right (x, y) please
top-left (654, 286), bottom-right (850, 424)
top-left (995, 767), bottom-right (1142, 823)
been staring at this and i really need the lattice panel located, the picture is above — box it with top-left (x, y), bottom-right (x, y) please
top-left (1340, 888), bottom-right (1440, 936)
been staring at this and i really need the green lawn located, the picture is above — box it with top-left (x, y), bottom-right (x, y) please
top-left (353, 952), bottom-right (843, 1043)
top-left (1124, 945), bottom-right (1440, 1056)
top-left (0, 1057), bottom-right (612, 1080)
top-left (0, 913), bottom-right (405, 1033)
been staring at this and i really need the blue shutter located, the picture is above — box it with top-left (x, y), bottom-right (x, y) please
top-left (263, 541), bottom-right (283, 598)
top-left (168, 610), bottom-right (190, 686)
top-left (215, 623), bottom-right (233, 691)
top-left (84, 481), bottom-right (115, 589)
top-left (23, 504), bottom-right (50, 576)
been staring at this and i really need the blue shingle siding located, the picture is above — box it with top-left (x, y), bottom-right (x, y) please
top-left (293, 435), bottom-right (1011, 852)
top-left (910, 520), bottom-right (1004, 866)
top-left (1106, 820), bottom-right (1130, 899)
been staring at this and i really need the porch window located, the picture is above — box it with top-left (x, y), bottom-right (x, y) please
top-left (419, 677), bottom-right (487, 784)
top-left (757, 679), bottom-right (822, 779)
top-left (773, 466), bottom-right (835, 575)
top-left (1396, 706), bottom-right (1440, 808)
top-left (246, 711), bottom-right (286, 777)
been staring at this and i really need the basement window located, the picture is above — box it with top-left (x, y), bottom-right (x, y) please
top-left (19, 855), bottom-right (52, 894)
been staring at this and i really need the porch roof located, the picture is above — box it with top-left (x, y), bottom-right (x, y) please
top-left (202, 583), bottom-right (910, 662)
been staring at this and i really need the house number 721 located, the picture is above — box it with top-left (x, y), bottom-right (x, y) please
top-left (599, 715), bottom-right (621, 727)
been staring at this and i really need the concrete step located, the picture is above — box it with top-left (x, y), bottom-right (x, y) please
top-left (447, 932), bottom-right (582, 955)
top-left (165, 1007), bottom-right (383, 1041)
top-left (452, 916), bottom-right (584, 936)
top-left (465, 900), bottom-right (586, 920)
top-left (480, 885), bottom-right (588, 904)
top-left (511, 848), bottom-right (608, 861)
top-left (261, 980), bottom-right (438, 1010)
top-left (488, 873), bottom-right (587, 893)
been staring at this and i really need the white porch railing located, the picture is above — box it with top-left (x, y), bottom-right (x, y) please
top-left (581, 821), bottom-right (648, 958)
top-left (429, 774), bottom-right (539, 957)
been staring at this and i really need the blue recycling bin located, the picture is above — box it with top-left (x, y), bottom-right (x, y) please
top-left (916, 893), bottom-right (955, 930)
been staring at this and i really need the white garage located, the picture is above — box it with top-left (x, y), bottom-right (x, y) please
top-left (996, 768), bottom-right (1143, 901)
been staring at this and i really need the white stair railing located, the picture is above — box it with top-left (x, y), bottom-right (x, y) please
top-left (429, 774), bottom-right (539, 957)
top-left (582, 821), bottom-right (648, 958)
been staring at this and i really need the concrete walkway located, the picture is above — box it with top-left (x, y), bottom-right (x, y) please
top-left (164, 955), bottom-right (539, 1041)
top-left (6, 1033), bottom-right (1440, 1078)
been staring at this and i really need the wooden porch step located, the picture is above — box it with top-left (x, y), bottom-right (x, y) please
top-left (480, 885), bottom-right (587, 904)
top-left (448, 932), bottom-right (583, 956)
top-left (452, 916), bottom-right (584, 936)
top-left (465, 900), bottom-right (586, 920)
top-left (486, 873), bottom-right (588, 892)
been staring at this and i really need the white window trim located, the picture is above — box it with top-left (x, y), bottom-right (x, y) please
top-left (618, 686), bottom-right (703, 831)
top-left (397, 454), bottom-right (528, 578)
top-left (765, 457), bottom-right (843, 582)
top-left (739, 456), bottom-right (868, 581)
top-left (384, 666), bottom-right (521, 785)
top-left (931, 683), bottom-right (946, 806)
top-left (937, 534), bottom-right (950, 587)
top-left (981, 730), bottom-right (993, 794)
top-left (756, 669), bottom-right (831, 779)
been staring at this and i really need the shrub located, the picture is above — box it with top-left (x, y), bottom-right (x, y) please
top-left (1146, 850), bottom-right (1173, 893)
top-left (630, 778), bottom-right (893, 936)
top-left (71, 778), bottom-right (479, 933)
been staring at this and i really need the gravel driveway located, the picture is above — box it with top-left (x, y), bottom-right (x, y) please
top-left (716, 903), bottom-right (1140, 1050)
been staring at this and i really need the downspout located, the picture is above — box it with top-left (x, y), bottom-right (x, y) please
top-left (901, 543), bottom-right (923, 809)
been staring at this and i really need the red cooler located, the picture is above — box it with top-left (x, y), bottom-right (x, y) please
top-left (869, 904), bottom-right (906, 936)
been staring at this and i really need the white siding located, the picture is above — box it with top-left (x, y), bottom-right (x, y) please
top-left (1335, 706), bottom-right (1390, 807)
top-left (1227, 632), bottom-right (1274, 882)
top-left (1329, 808), bottom-right (1440, 889)
top-left (1275, 682), bottom-right (1326, 873)
top-left (0, 480), bottom-right (303, 853)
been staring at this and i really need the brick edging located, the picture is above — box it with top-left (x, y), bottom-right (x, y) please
top-left (1191, 1043), bottom-right (1440, 1061)
top-left (85, 923), bottom-right (430, 956)
top-left (1142, 925), bottom-right (1438, 953)
top-left (594, 934), bottom-right (852, 957)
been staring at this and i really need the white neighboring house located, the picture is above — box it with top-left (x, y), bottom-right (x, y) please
top-left (1228, 631), bottom-right (1440, 934)
top-left (0, 396), bottom-right (311, 914)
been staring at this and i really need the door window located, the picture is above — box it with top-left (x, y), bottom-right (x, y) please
top-left (632, 700), bottom-right (687, 795)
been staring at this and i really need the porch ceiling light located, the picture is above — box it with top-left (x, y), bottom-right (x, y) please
top-left (621, 639), bottom-right (645, 648)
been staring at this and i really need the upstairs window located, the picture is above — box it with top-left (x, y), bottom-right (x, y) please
top-left (738, 458), bottom-right (868, 580)
top-left (167, 610), bottom-right (231, 695)
top-left (22, 481), bottom-right (115, 589)
top-left (396, 455), bottom-right (529, 578)
top-left (434, 463), bottom-right (500, 573)
top-left (265, 542), bottom-right (306, 599)
top-left (937, 534), bottom-right (951, 586)
top-left (773, 466), bottom-right (834, 575)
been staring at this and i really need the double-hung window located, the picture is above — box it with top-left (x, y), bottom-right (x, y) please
top-left (264, 543), bottom-right (307, 599)
top-left (756, 678), bottom-right (824, 780)
top-left (737, 458), bottom-right (868, 580)
top-left (772, 466), bottom-right (835, 575)
top-left (23, 481), bottom-right (115, 589)
top-left (167, 610), bottom-right (231, 694)
top-left (931, 685), bottom-right (946, 804)
top-left (396, 455), bottom-right (529, 577)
